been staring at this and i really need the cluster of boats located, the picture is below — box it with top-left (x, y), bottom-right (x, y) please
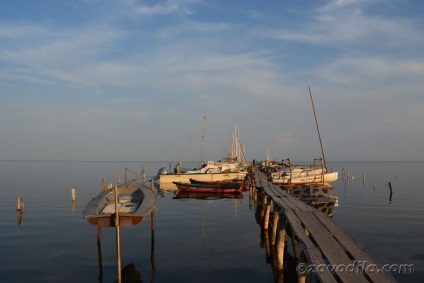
top-left (259, 158), bottom-right (338, 187)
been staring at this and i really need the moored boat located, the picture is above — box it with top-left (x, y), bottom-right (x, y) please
top-left (83, 181), bottom-right (157, 227)
top-left (189, 178), bottom-right (247, 190)
top-left (173, 181), bottom-right (244, 193)
top-left (173, 191), bottom-right (243, 200)
top-left (272, 171), bottom-right (338, 186)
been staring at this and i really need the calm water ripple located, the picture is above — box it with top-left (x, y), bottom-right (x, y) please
top-left (0, 160), bottom-right (423, 282)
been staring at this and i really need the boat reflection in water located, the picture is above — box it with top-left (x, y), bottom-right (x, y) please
top-left (289, 184), bottom-right (338, 217)
top-left (173, 191), bottom-right (244, 200)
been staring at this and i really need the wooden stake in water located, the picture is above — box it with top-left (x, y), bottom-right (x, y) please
top-left (17, 195), bottom-right (24, 211)
top-left (114, 185), bottom-right (122, 283)
top-left (142, 165), bottom-right (146, 184)
top-left (388, 182), bottom-right (393, 202)
top-left (71, 188), bottom-right (76, 201)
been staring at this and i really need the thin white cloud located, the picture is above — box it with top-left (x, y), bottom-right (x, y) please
top-left (121, 0), bottom-right (197, 16)
top-left (257, 0), bottom-right (423, 50)
top-left (315, 57), bottom-right (424, 84)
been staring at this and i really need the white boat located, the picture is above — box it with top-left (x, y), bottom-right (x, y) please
top-left (272, 171), bottom-right (338, 185)
top-left (153, 118), bottom-right (248, 187)
top-left (271, 166), bottom-right (325, 179)
top-left (154, 160), bottom-right (247, 186)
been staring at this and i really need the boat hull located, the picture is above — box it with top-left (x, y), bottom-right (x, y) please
top-left (159, 172), bottom-right (247, 185)
top-left (83, 182), bottom-right (157, 228)
top-left (173, 181), bottom-right (244, 193)
top-left (272, 171), bottom-right (338, 185)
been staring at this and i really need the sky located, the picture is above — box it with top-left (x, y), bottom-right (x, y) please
top-left (1, 0), bottom-right (423, 162)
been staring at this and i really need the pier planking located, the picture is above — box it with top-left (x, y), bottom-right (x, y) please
top-left (252, 167), bottom-right (396, 283)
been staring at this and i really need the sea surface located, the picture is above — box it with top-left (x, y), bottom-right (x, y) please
top-left (0, 160), bottom-right (423, 283)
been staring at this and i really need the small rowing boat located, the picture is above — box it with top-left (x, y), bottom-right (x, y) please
top-left (83, 181), bottom-right (157, 227)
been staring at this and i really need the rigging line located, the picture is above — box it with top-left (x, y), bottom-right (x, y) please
top-left (177, 117), bottom-right (204, 162)
top-left (204, 118), bottom-right (229, 157)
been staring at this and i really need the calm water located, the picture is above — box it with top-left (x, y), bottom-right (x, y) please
top-left (0, 160), bottom-right (423, 282)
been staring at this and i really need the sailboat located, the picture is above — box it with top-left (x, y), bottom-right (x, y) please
top-left (153, 118), bottom-right (248, 187)
top-left (273, 88), bottom-right (338, 186)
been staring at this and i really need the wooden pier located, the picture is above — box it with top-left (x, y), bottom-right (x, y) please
top-left (250, 167), bottom-right (397, 283)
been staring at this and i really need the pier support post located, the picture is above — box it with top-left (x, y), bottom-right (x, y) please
top-left (114, 185), bottom-right (121, 283)
top-left (276, 213), bottom-right (287, 271)
top-left (264, 198), bottom-right (272, 231)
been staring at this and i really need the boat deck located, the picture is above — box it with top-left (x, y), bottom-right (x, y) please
top-left (252, 167), bottom-right (396, 283)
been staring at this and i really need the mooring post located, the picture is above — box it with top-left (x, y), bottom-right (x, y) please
top-left (17, 195), bottom-right (23, 211)
top-left (151, 210), bottom-right (156, 271)
top-left (150, 179), bottom-right (154, 190)
top-left (97, 227), bottom-right (103, 282)
top-left (142, 165), bottom-right (146, 184)
top-left (102, 178), bottom-right (105, 192)
top-left (114, 185), bottom-right (121, 283)
top-left (71, 188), bottom-right (76, 201)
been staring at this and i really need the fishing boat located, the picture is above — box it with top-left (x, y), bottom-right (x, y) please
top-left (189, 178), bottom-right (247, 190)
top-left (272, 171), bottom-right (338, 186)
top-left (83, 181), bottom-right (157, 227)
top-left (152, 117), bottom-right (248, 186)
top-left (154, 160), bottom-right (248, 185)
top-left (173, 191), bottom-right (243, 200)
top-left (173, 180), bottom-right (244, 193)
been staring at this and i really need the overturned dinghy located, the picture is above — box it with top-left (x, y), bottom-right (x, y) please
top-left (83, 181), bottom-right (157, 227)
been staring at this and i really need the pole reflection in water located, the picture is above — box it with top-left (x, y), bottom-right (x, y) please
top-left (17, 211), bottom-right (23, 225)
top-left (95, 210), bottom-right (156, 283)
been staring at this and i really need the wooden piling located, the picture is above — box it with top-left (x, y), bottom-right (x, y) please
top-left (271, 211), bottom-right (280, 246)
top-left (388, 182), bottom-right (393, 202)
top-left (150, 179), bottom-right (154, 190)
top-left (17, 195), bottom-right (24, 211)
top-left (117, 171), bottom-right (121, 185)
top-left (71, 188), bottom-right (76, 201)
top-left (97, 227), bottom-right (103, 281)
top-left (276, 216), bottom-right (286, 271)
top-left (125, 167), bottom-right (127, 184)
top-left (264, 198), bottom-right (272, 231)
top-left (151, 210), bottom-right (156, 271)
top-left (114, 185), bottom-right (121, 283)
top-left (102, 178), bottom-right (105, 192)
top-left (142, 165), bottom-right (146, 183)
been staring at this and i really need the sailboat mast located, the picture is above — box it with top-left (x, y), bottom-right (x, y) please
top-left (201, 116), bottom-right (205, 166)
top-left (308, 87), bottom-right (327, 171)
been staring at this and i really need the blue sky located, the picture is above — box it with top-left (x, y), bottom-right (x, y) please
top-left (1, 0), bottom-right (423, 162)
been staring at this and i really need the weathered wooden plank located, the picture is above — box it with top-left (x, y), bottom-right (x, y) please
top-left (314, 211), bottom-right (397, 283)
top-left (278, 201), bottom-right (337, 282)
top-left (296, 211), bottom-right (369, 283)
